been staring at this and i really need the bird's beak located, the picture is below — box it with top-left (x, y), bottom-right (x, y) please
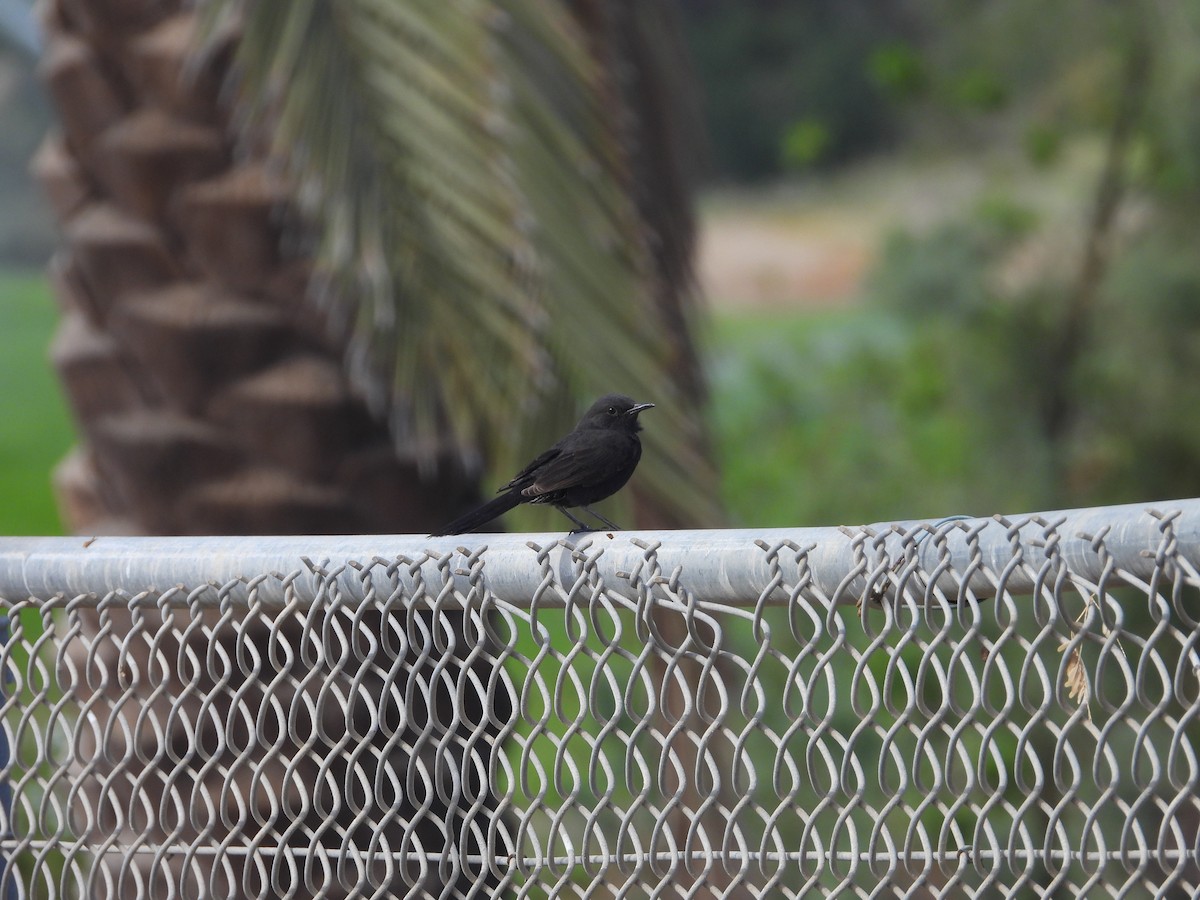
top-left (627, 402), bottom-right (655, 415)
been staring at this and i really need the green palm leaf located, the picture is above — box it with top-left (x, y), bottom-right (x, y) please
top-left (197, 0), bottom-right (721, 526)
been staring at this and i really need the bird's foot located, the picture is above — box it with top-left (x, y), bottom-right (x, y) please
top-left (580, 504), bottom-right (621, 531)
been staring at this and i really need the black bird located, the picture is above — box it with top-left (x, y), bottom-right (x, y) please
top-left (432, 394), bottom-right (655, 535)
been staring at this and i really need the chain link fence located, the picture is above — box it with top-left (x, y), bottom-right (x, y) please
top-left (0, 498), bottom-right (1198, 898)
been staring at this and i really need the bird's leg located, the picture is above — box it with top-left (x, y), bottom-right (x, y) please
top-left (580, 504), bottom-right (622, 531)
top-left (555, 505), bottom-right (594, 533)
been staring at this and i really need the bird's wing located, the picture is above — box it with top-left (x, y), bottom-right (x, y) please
top-left (520, 443), bottom-right (616, 498)
top-left (500, 447), bottom-right (562, 492)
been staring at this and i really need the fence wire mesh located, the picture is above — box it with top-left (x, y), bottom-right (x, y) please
top-left (0, 499), bottom-right (1198, 899)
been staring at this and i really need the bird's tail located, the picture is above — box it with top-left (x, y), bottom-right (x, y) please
top-left (430, 491), bottom-right (524, 536)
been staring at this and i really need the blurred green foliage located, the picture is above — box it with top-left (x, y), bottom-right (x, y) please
top-left (947, 67), bottom-right (1009, 112)
top-left (679, 0), bottom-right (1155, 182)
top-left (867, 41), bottom-right (927, 101)
top-left (1023, 123), bottom-right (1064, 166)
top-left (709, 302), bottom-right (1051, 528)
top-left (705, 1), bottom-right (1200, 527)
top-left (779, 118), bottom-right (831, 171)
top-left (682, 0), bottom-right (902, 179)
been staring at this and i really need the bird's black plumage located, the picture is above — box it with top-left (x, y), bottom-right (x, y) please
top-left (432, 394), bottom-right (654, 535)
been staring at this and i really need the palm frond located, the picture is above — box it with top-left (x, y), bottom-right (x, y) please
top-left (197, 0), bottom-right (722, 526)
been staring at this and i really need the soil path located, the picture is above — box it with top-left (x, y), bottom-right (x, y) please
top-left (697, 212), bottom-right (870, 311)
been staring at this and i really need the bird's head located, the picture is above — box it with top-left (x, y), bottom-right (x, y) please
top-left (580, 394), bottom-right (655, 433)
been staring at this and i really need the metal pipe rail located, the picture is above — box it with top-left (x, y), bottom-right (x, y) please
top-left (0, 497), bottom-right (1197, 899)
top-left (1, 497), bottom-right (1195, 607)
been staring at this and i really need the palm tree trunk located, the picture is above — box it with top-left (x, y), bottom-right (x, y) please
top-left (36, 3), bottom-right (492, 896)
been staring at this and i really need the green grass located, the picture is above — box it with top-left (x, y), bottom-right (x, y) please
top-left (0, 271), bottom-right (72, 536)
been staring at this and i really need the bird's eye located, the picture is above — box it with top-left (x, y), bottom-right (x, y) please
top-left (608, 406), bottom-right (617, 415)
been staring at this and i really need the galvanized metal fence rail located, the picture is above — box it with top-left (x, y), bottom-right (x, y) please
top-left (0, 498), bottom-right (1198, 898)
